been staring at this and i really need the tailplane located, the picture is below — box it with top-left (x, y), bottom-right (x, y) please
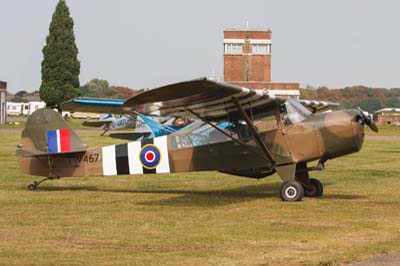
top-left (18, 108), bottom-right (87, 156)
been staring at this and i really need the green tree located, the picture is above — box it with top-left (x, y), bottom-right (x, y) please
top-left (354, 98), bottom-right (383, 112)
top-left (80, 78), bottom-right (139, 99)
top-left (39, 0), bottom-right (80, 109)
top-left (14, 90), bottom-right (28, 97)
top-left (80, 78), bottom-right (110, 97)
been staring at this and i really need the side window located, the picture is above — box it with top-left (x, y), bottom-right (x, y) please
top-left (169, 123), bottom-right (236, 150)
top-left (254, 111), bottom-right (280, 133)
top-left (252, 44), bottom-right (270, 55)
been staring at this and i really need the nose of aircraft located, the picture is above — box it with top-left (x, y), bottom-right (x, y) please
top-left (314, 109), bottom-right (378, 159)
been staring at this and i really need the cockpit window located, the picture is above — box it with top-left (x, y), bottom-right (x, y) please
top-left (284, 99), bottom-right (311, 124)
top-left (169, 120), bottom-right (252, 150)
top-left (170, 121), bottom-right (232, 150)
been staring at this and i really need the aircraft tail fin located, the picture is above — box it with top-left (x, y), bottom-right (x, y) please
top-left (18, 108), bottom-right (87, 156)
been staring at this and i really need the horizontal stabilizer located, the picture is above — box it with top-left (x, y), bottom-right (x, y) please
top-left (17, 149), bottom-right (86, 158)
top-left (109, 132), bottom-right (152, 141)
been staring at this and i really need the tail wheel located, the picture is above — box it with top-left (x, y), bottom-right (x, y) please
top-left (27, 182), bottom-right (37, 190)
top-left (279, 180), bottom-right (304, 202)
top-left (304, 178), bottom-right (323, 197)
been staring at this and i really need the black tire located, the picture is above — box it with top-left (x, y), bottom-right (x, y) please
top-left (304, 178), bottom-right (323, 197)
top-left (279, 180), bottom-right (304, 202)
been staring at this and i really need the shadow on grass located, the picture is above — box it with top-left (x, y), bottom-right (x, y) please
top-left (30, 181), bottom-right (364, 206)
top-left (137, 183), bottom-right (280, 207)
top-left (32, 182), bottom-right (281, 206)
top-left (323, 194), bottom-right (364, 200)
top-left (375, 149), bottom-right (400, 154)
top-left (35, 185), bottom-right (100, 192)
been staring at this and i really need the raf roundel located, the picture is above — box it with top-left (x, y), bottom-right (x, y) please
top-left (139, 144), bottom-right (161, 169)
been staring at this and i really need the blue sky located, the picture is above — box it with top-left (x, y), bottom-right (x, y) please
top-left (1, 0), bottom-right (399, 93)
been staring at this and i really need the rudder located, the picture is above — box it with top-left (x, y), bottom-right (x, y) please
top-left (19, 108), bottom-right (86, 155)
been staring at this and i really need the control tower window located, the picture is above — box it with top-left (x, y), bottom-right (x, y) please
top-left (224, 43), bottom-right (243, 54)
top-left (252, 44), bottom-right (270, 55)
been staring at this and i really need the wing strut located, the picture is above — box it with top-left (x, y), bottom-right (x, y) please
top-left (232, 97), bottom-right (276, 166)
top-left (186, 108), bottom-right (270, 163)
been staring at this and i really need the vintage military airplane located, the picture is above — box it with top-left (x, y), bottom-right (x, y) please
top-left (83, 113), bottom-right (150, 137)
top-left (17, 78), bottom-right (378, 201)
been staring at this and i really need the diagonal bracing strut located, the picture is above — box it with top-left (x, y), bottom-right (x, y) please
top-left (232, 97), bottom-right (276, 166)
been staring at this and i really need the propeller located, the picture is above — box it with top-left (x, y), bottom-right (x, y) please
top-left (357, 107), bottom-right (379, 132)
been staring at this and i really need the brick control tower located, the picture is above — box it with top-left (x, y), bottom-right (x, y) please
top-left (224, 28), bottom-right (272, 84)
top-left (223, 28), bottom-right (299, 98)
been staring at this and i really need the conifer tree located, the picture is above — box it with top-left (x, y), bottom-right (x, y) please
top-left (40, 0), bottom-right (80, 109)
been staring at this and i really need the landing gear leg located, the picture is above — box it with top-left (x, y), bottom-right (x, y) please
top-left (27, 177), bottom-right (53, 190)
top-left (295, 162), bottom-right (324, 198)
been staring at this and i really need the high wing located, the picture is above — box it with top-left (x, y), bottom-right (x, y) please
top-left (122, 78), bottom-right (284, 121)
top-left (61, 80), bottom-right (339, 124)
top-left (61, 98), bottom-right (128, 114)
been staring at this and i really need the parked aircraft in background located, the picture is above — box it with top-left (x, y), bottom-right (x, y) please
top-left (83, 114), bottom-right (148, 136)
top-left (17, 78), bottom-right (378, 201)
top-left (373, 108), bottom-right (400, 126)
top-left (62, 98), bottom-right (189, 140)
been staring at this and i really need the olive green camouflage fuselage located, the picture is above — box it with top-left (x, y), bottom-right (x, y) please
top-left (18, 108), bottom-right (364, 181)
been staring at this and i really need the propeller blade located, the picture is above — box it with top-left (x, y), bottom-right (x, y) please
top-left (369, 121), bottom-right (379, 133)
top-left (357, 107), bottom-right (379, 133)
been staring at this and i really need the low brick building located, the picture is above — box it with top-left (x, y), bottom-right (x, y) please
top-left (223, 28), bottom-right (299, 98)
top-left (0, 81), bottom-right (7, 125)
top-left (374, 108), bottom-right (400, 125)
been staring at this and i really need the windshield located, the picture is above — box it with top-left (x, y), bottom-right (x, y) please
top-left (284, 99), bottom-right (311, 124)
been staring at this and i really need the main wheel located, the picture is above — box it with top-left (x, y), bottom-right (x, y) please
top-left (304, 178), bottom-right (323, 197)
top-left (279, 180), bottom-right (304, 202)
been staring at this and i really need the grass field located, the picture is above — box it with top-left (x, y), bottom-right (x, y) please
top-left (0, 129), bottom-right (400, 266)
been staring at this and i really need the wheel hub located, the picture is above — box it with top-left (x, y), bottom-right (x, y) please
top-left (285, 186), bottom-right (297, 199)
